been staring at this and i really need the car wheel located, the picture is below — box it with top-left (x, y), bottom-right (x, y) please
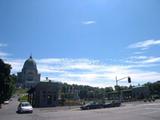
top-left (20, 109), bottom-right (23, 113)
top-left (18, 110), bottom-right (21, 114)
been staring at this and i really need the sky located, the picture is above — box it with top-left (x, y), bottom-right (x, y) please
top-left (0, 0), bottom-right (160, 87)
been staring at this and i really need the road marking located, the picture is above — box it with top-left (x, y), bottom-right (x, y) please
top-left (144, 108), bottom-right (160, 110)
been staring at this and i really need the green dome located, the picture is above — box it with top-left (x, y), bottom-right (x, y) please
top-left (23, 56), bottom-right (37, 70)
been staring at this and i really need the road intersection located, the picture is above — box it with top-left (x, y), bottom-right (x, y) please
top-left (0, 98), bottom-right (160, 120)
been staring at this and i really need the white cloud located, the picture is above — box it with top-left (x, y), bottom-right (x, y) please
top-left (37, 58), bottom-right (65, 64)
top-left (82, 21), bottom-right (96, 25)
top-left (5, 59), bottom-right (24, 72)
top-left (0, 43), bottom-right (7, 47)
top-left (0, 51), bottom-right (10, 57)
top-left (126, 55), bottom-right (160, 64)
top-left (142, 57), bottom-right (160, 63)
top-left (129, 56), bottom-right (148, 60)
top-left (0, 43), bottom-right (9, 57)
top-left (38, 64), bottom-right (66, 73)
top-left (128, 39), bottom-right (160, 50)
top-left (5, 57), bottom-right (160, 88)
top-left (133, 51), bottom-right (145, 55)
top-left (2, 39), bottom-right (159, 87)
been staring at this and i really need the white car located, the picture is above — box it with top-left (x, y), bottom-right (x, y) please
top-left (17, 102), bottom-right (33, 113)
top-left (4, 100), bottom-right (9, 104)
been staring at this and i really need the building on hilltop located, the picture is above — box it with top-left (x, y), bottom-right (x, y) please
top-left (17, 56), bottom-right (40, 88)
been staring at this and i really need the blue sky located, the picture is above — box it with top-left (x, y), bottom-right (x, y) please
top-left (1, 0), bottom-right (160, 87)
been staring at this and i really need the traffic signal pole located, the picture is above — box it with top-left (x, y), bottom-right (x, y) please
top-left (116, 76), bottom-right (131, 86)
top-left (115, 76), bottom-right (131, 102)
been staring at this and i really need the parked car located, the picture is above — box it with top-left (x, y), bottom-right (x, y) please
top-left (17, 102), bottom-right (33, 113)
top-left (80, 100), bottom-right (121, 110)
top-left (103, 100), bottom-right (121, 108)
top-left (4, 100), bottom-right (9, 104)
top-left (80, 102), bottom-right (103, 110)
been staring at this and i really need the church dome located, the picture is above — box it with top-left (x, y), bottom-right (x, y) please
top-left (23, 56), bottom-right (37, 70)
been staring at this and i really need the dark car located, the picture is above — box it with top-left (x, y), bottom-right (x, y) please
top-left (80, 102), bottom-right (103, 110)
top-left (103, 100), bottom-right (121, 108)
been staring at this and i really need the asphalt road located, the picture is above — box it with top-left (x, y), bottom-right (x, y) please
top-left (0, 97), bottom-right (160, 120)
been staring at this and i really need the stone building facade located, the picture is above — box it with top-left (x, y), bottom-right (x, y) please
top-left (17, 56), bottom-right (40, 88)
top-left (27, 81), bottom-right (60, 107)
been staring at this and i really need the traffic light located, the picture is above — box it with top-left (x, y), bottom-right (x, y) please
top-left (128, 77), bottom-right (131, 83)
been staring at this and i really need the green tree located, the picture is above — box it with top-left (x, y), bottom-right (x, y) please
top-left (0, 59), bottom-right (15, 106)
top-left (8, 74), bottom-right (17, 97)
top-left (143, 82), bottom-right (160, 95)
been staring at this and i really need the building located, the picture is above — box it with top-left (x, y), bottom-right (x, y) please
top-left (27, 81), bottom-right (60, 107)
top-left (17, 56), bottom-right (40, 88)
top-left (107, 86), bottom-right (150, 101)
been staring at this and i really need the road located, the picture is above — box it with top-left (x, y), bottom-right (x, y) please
top-left (0, 97), bottom-right (160, 120)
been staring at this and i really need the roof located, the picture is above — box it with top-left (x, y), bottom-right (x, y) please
top-left (23, 56), bottom-right (37, 70)
top-left (27, 81), bottom-right (60, 93)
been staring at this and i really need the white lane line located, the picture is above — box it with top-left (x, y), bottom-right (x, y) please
top-left (144, 108), bottom-right (160, 110)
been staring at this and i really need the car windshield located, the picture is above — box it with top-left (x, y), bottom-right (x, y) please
top-left (85, 101), bottom-right (98, 105)
top-left (21, 102), bottom-right (31, 107)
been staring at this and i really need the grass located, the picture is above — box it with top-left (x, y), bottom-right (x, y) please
top-left (18, 95), bottom-right (28, 102)
top-left (15, 88), bottom-right (28, 95)
top-left (63, 100), bottom-right (82, 106)
top-left (15, 88), bottom-right (28, 102)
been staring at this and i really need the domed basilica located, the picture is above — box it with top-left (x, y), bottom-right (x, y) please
top-left (17, 56), bottom-right (40, 88)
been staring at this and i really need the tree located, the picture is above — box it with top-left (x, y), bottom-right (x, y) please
top-left (8, 74), bottom-right (17, 97)
top-left (143, 82), bottom-right (160, 95)
top-left (0, 59), bottom-right (13, 106)
top-left (79, 87), bottom-right (88, 99)
top-left (104, 87), bottom-right (113, 97)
